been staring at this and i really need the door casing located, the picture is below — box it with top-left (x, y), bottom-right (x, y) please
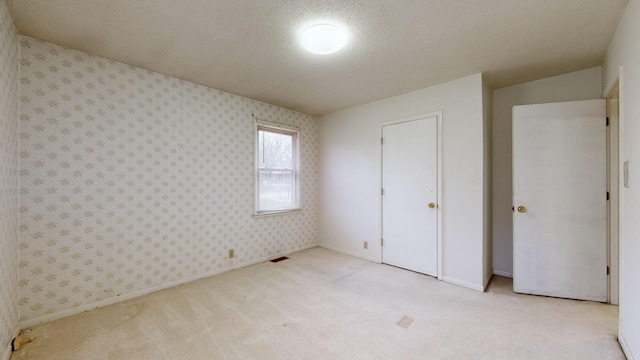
top-left (605, 78), bottom-right (620, 305)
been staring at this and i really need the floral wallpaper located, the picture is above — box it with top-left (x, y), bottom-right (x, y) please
top-left (0, 0), bottom-right (20, 353)
top-left (18, 36), bottom-right (318, 323)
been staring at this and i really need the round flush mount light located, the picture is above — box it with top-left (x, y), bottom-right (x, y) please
top-left (300, 24), bottom-right (348, 55)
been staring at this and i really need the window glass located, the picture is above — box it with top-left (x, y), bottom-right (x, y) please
top-left (256, 124), bottom-right (299, 213)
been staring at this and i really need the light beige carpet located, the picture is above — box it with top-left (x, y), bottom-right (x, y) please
top-left (11, 247), bottom-right (624, 360)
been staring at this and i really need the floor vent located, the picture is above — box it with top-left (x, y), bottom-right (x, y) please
top-left (270, 256), bottom-right (289, 263)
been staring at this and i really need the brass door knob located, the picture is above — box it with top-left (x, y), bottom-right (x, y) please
top-left (428, 202), bottom-right (436, 208)
top-left (517, 206), bottom-right (527, 213)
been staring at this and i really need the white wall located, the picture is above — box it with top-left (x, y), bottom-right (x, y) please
top-left (18, 37), bottom-right (319, 326)
top-left (319, 74), bottom-right (490, 291)
top-left (492, 67), bottom-right (602, 277)
top-left (0, 1), bottom-right (20, 359)
top-left (603, 0), bottom-right (640, 358)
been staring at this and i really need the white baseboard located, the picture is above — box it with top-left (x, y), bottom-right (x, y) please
top-left (619, 332), bottom-right (635, 360)
top-left (493, 269), bottom-right (513, 278)
top-left (318, 244), bottom-right (381, 263)
top-left (442, 276), bottom-right (485, 292)
top-left (20, 244), bottom-right (318, 329)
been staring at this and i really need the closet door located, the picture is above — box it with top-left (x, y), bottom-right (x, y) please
top-left (382, 116), bottom-right (438, 276)
top-left (513, 100), bottom-right (607, 301)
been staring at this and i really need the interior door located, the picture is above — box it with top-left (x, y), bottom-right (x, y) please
top-left (382, 116), bottom-right (438, 276)
top-left (513, 99), bottom-right (607, 302)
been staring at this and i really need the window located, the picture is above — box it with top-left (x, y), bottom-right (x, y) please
top-left (255, 122), bottom-right (299, 214)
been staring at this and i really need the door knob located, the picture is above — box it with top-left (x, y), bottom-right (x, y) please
top-left (517, 206), bottom-right (527, 213)
top-left (428, 202), bottom-right (436, 208)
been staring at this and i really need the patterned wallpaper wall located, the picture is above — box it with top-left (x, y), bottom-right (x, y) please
top-left (18, 36), bottom-right (318, 323)
top-left (0, 0), bottom-right (20, 353)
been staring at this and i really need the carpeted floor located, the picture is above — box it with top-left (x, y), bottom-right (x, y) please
top-left (11, 247), bottom-right (624, 360)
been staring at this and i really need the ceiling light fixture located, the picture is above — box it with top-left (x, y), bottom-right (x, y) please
top-left (300, 24), bottom-right (348, 55)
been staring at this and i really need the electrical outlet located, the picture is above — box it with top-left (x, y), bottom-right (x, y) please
top-left (228, 249), bottom-right (235, 259)
top-left (363, 241), bottom-right (368, 250)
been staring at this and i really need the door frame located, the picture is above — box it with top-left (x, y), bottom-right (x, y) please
top-left (378, 111), bottom-right (443, 279)
top-left (604, 75), bottom-right (621, 305)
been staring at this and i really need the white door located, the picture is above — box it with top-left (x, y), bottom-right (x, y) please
top-left (382, 116), bottom-right (438, 276)
top-left (513, 99), bottom-right (607, 302)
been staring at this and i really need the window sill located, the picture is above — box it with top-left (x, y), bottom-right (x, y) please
top-left (253, 208), bottom-right (302, 219)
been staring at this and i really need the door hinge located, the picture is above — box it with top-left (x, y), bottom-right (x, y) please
top-left (607, 191), bottom-right (610, 200)
top-left (606, 117), bottom-right (610, 126)
top-left (381, 188), bottom-right (384, 196)
top-left (381, 238), bottom-right (384, 246)
top-left (381, 137), bottom-right (384, 145)
top-left (607, 266), bottom-right (610, 275)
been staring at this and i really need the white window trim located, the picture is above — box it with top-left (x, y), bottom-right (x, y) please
top-left (254, 120), bottom-right (301, 217)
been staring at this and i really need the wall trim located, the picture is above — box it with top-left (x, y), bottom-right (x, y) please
top-left (442, 276), bottom-right (485, 292)
top-left (619, 332), bottom-right (634, 360)
top-left (20, 244), bottom-right (317, 329)
top-left (318, 244), bottom-right (380, 263)
top-left (493, 269), bottom-right (513, 278)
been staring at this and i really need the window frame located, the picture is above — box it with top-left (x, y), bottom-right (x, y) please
top-left (254, 121), bottom-right (301, 216)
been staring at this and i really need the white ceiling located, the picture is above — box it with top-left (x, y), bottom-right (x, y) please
top-left (8, 0), bottom-right (628, 116)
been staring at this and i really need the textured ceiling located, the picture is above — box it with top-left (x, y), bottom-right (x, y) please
top-left (8, 0), bottom-right (628, 116)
